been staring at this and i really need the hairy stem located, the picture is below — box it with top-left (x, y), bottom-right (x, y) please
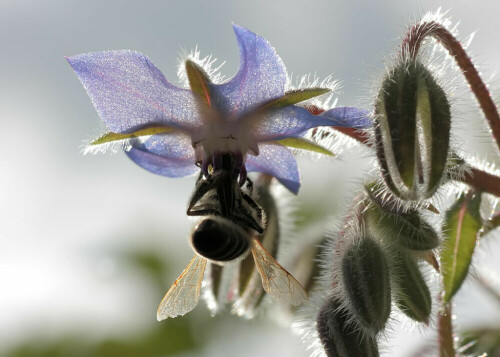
top-left (438, 302), bottom-right (456, 357)
top-left (461, 166), bottom-right (500, 197)
top-left (401, 21), bottom-right (500, 152)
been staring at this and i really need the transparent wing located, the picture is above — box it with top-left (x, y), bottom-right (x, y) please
top-left (157, 254), bottom-right (207, 320)
top-left (251, 238), bottom-right (307, 306)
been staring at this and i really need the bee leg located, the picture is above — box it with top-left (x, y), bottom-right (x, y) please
top-left (245, 177), bottom-right (254, 196)
top-left (238, 165), bottom-right (247, 187)
top-left (234, 210), bottom-right (265, 234)
top-left (187, 208), bottom-right (221, 217)
top-left (187, 177), bottom-right (214, 215)
top-left (242, 193), bottom-right (264, 224)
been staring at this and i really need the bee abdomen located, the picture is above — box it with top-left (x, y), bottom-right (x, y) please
top-left (191, 217), bottom-right (250, 262)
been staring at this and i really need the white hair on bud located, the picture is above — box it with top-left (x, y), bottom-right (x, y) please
top-left (80, 117), bottom-right (126, 155)
top-left (81, 129), bottom-right (148, 155)
top-left (286, 72), bottom-right (340, 110)
top-left (177, 46), bottom-right (226, 88)
top-left (290, 189), bottom-right (352, 355)
top-left (293, 192), bottom-right (381, 356)
top-left (365, 8), bottom-right (489, 206)
top-left (291, 287), bottom-right (329, 357)
top-left (412, 9), bottom-right (500, 204)
top-left (81, 136), bottom-right (128, 155)
top-left (291, 227), bottom-right (336, 357)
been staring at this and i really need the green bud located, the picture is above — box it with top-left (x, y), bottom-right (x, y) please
top-left (375, 59), bottom-right (451, 200)
top-left (365, 201), bottom-right (440, 251)
top-left (392, 252), bottom-right (432, 324)
top-left (342, 237), bottom-right (391, 333)
top-left (365, 181), bottom-right (402, 214)
top-left (317, 298), bottom-right (379, 357)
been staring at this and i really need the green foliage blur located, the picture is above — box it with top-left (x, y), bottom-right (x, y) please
top-left (4, 250), bottom-right (205, 357)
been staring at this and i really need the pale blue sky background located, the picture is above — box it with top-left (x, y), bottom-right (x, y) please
top-left (1, 0), bottom-right (500, 356)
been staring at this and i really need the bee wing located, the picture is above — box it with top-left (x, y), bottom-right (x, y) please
top-left (157, 254), bottom-right (207, 320)
top-left (251, 238), bottom-right (308, 306)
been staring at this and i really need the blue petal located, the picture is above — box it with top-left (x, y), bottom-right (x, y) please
top-left (209, 24), bottom-right (287, 118)
top-left (126, 132), bottom-right (198, 178)
top-left (320, 107), bottom-right (372, 128)
top-left (246, 143), bottom-right (300, 194)
top-left (67, 50), bottom-right (200, 133)
top-left (252, 106), bottom-right (347, 141)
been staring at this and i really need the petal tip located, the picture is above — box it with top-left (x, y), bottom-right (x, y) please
top-left (65, 54), bottom-right (77, 65)
top-left (283, 179), bottom-right (300, 195)
top-left (231, 23), bottom-right (254, 39)
top-left (231, 22), bottom-right (244, 32)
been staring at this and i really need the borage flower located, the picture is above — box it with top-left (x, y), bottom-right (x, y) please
top-left (67, 24), bottom-right (370, 194)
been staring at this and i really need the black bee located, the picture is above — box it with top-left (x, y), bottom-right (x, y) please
top-left (157, 153), bottom-right (306, 320)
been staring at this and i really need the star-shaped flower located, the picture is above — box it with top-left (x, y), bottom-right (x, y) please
top-left (67, 24), bottom-right (370, 194)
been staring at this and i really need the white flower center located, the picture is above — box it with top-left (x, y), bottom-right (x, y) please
top-left (191, 120), bottom-right (259, 165)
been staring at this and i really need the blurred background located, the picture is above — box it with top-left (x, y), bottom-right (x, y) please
top-left (1, 0), bottom-right (500, 356)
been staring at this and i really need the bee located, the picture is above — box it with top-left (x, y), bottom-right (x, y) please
top-left (157, 155), bottom-right (307, 320)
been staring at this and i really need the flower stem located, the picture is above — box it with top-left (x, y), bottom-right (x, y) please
top-left (400, 21), bottom-right (500, 152)
top-left (438, 302), bottom-right (456, 357)
top-left (461, 166), bottom-right (500, 197)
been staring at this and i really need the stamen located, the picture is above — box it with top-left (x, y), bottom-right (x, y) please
top-left (202, 156), bottom-right (212, 177)
top-left (239, 165), bottom-right (247, 187)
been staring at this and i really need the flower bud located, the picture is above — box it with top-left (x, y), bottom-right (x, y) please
top-left (317, 297), bottom-right (379, 357)
top-left (374, 59), bottom-right (451, 200)
top-left (342, 236), bottom-right (391, 334)
top-left (365, 181), bottom-right (403, 214)
top-left (365, 200), bottom-right (440, 251)
top-left (392, 252), bottom-right (432, 324)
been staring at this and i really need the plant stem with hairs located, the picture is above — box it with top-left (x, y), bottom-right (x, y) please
top-left (401, 21), bottom-right (500, 152)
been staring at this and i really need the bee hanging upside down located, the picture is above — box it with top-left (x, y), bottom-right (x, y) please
top-left (157, 158), bottom-right (307, 320)
top-left (66, 23), bottom-right (370, 323)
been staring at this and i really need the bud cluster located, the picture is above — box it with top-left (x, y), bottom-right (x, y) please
top-left (312, 185), bottom-right (438, 356)
top-left (316, 298), bottom-right (379, 357)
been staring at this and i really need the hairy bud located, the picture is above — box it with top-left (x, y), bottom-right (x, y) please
top-left (392, 252), bottom-right (432, 324)
top-left (374, 59), bottom-right (451, 201)
top-left (365, 201), bottom-right (440, 251)
top-left (317, 297), bottom-right (379, 357)
top-left (342, 237), bottom-right (391, 333)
